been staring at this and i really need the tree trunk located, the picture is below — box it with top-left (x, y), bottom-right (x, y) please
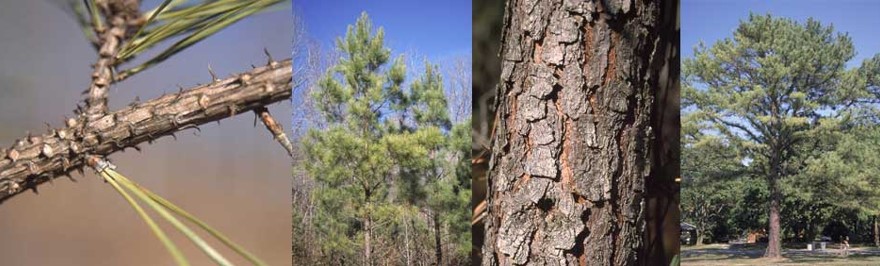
top-left (434, 213), bottom-right (443, 266)
top-left (482, 0), bottom-right (672, 265)
top-left (364, 205), bottom-right (373, 266)
top-left (874, 216), bottom-right (879, 247)
top-left (404, 215), bottom-right (413, 265)
top-left (765, 174), bottom-right (782, 258)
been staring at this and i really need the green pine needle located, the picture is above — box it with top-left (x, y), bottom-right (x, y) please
top-left (105, 169), bottom-right (234, 266)
top-left (94, 161), bottom-right (268, 266)
top-left (85, 0), bottom-right (102, 31)
top-left (118, 0), bottom-right (175, 59)
top-left (128, 183), bottom-right (267, 265)
top-left (113, 170), bottom-right (268, 266)
top-left (143, 0), bottom-right (189, 19)
top-left (114, 0), bottom-right (285, 80)
top-left (98, 169), bottom-right (190, 266)
top-left (118, 0), bottom-right (281, 79)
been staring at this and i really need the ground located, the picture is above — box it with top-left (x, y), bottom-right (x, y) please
top-left (682, 243), bottom-right (880, 265)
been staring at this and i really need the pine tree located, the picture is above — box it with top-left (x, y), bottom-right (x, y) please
top-left (683, 13), bottom-right (880, 257)
top-left (805, 122), bottom-right (880, 246)
top-left (302, 12), bottom-right (471, 265)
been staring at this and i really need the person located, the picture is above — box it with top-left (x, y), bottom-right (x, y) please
top-left (841, 235), bottom-right (850, 257)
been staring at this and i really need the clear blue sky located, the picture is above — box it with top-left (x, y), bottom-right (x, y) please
top-left (291, 0), bottom-right (472, 128)
top-left (683, 0), bottom-right (880, 67)
top-left (294, 0), bottom-right (471, 60)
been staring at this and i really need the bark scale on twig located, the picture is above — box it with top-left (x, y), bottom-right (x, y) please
top-left (84, 0), bottom-right (141, 121)
top-left (0, 59), bottom-right (293, 204)
top-left (254, 107), bottom-right (295, 158)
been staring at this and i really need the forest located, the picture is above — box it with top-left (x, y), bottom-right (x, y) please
top-left (290, 13), bottom-right (472, 265)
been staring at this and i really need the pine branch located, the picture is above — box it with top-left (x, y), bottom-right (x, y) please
top-left (254, 107), bottom-right (294, 158)
top-left (0, 58), bottom-right (292, 204)
top-left (83, 0), bottom-right (141, 121)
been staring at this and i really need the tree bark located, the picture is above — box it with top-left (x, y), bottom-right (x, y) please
top-left (481, 0), bottom-right (672, 265)
top-left (874, 215), bottom-right (878, 247)
top-left (84, 0), bottom-right (141, 122)
top-left (764, 170), bottom-right (782, 258)
top-left (434, 213), bottom-right (443, 266)
top-left (0, 59), bottom-right (292, 204)
top-left (365, 209), bottom-right (373, 266)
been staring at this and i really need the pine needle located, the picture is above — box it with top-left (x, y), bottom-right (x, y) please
top-left (106, 169), bottom-right (234, 266)
top-left (118, 0), bottom-right (281, 79)
top-left (84, 0), bottom-right (102, 31)
top-left (89, 157), bottom-right (267, 266)
top-left (118, 0), bottom-right (175, 58)
top-left (116, 175), bottom-right (268, 266)
top-left (97, 169), bottom-right (190, 266)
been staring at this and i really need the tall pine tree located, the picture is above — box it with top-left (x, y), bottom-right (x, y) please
top-left (303, 12), bottom-right (470, 265)
top-left (683, 13), bottom-right (880, 257)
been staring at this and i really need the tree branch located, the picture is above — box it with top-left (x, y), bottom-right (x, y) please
top-left (84, 0), bottom-right (141, 121)
top-left (254, 107), bottom-right (294, 158)
top-left (0, 58), bottom-right (292, 204)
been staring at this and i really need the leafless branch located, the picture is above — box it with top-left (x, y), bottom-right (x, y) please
top-left (83, 0), bottom-right (141, 122)
top-left (254, 107), bottom-right (294, 158)
top-left (0, 58), bottom-right (292, 204)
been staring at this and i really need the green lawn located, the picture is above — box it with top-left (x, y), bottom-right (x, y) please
top-left (682, 243), bottom-right (880, 265)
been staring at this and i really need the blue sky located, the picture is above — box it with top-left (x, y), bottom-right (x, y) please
top-left (291, 0), bottom-right (472, 129)
top-left (683, 0), bottom-right (880, 66)
top-left (295, 0), bottom-right (471, 61)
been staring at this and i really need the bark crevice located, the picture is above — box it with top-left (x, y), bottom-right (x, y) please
top-left (483, 0), bottom-right (666, 265)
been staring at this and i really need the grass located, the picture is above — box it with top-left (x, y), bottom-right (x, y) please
top-left (682, 243), bottom-right (880, 265)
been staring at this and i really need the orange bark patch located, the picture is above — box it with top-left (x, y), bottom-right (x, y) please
top-left (588, 93), bottom-right (598, 116)
top-left (554, 95), bottom-right (575, 191)
top-left (582, 24), bottom-right (594, 76)
top-left (513, 173), bottom-right (532, 193)
top-left (560, 119), bottom-right (574, 187)
top-left (534, 40), bottom-right (544, 64)
top-left (604, 31), bottom-right (619, 86)
top-left (507, 92), bottom-right (518, 141)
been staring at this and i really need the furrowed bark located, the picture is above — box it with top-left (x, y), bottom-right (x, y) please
top-left (482, 0), bottom-right (669, 265)
top-left (0, 59), bottom-right (292, 204)
top-left (764, 169), bottom-right (782, 258)
top-left (84, 0), bottom-right (141, 121)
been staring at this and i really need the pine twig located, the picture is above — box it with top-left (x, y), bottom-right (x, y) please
top-left (0, 59), bottom-right (293, 204)
top-left (83, 0), bottom-right (141, 122)
top-left (254, 107), bottom-right (294, 158)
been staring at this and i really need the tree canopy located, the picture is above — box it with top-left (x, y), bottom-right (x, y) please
top-left (300, 12), bottom-right (470, 265)
top-left (683, 13), bottom-right (880, 255)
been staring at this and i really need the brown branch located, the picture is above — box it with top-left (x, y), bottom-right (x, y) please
top-left (84, 0), bottom-right (141, 121)
top-left (0, 58), bottom-right (293, 204)
top-left (254, 107), bottom-right (294, 158)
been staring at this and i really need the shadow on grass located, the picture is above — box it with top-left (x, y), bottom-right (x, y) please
top-left (683, 243), bottom-right (880, 265)
top-left (789, 253), bottom-right (878, 263)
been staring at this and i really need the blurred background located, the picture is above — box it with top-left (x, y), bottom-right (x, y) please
top-left (470, 0), bottom-right (503, 260)
top-left (0, 1), bottom-right (292, 265)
